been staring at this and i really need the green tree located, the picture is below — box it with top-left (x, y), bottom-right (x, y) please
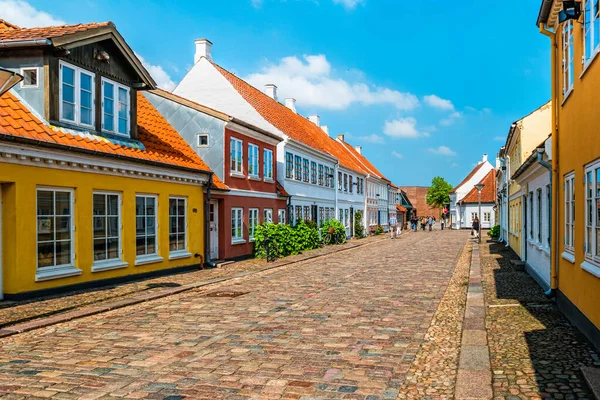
top-left (426, 176), bottom-right (453, 208)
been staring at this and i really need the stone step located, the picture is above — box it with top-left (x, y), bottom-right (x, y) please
top-left (581, 367), bottom-right (600, 400)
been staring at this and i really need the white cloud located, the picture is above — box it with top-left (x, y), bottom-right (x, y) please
top-left (450, 162), bottom-right (459, 168)
top-left (383, 117), bottom-right (420, 138)
top-left (439, 111), bottom-right (462, 126)
top-left (357, 134), bottom-right (384, 144)
top-left (428, 146), bottom-right (457, 156)
top-left (135, 53), bottom-right (177, 91)
top-left (423, 94), bottom-right (454, 111)
top-left (245, 54), bottom-right (419, 111)
top-left (0, 0), bottom-right (65, 27)
top-left (333, 0), bottom-right (365, 10)
top-left (391, 151), bottom-right (404, 159)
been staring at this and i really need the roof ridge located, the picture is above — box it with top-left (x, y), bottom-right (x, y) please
top-left (0, 19), bottom-right (20, 31)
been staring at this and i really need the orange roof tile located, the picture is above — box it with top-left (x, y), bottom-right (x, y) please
top-left (396, 204), bottom-right (407, 212)
top-left (450, 163), bottom-right (485, 194)
top-left (460, 169), bottom-right (496, 204)
top-left (0, 21), bottom-right (111, 41)
top-left (0, 90), bottom-right (226, 188)
top-left (337, 140), bottom-right (389, 181)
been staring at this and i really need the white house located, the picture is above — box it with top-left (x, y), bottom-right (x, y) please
top-left (512, 136), bottom-right (552, 290)
top-left (450, 154), bottom-right (495, 229)
top-left (496, 150), bottom-right (510, 243)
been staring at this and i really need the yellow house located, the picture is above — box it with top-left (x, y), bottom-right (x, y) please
top-left (538, 1), bottom-right (600, 348)
top-left (503, 102), bottom-right (552, 259)
top-left (0, 20), bottom-right (219, 299)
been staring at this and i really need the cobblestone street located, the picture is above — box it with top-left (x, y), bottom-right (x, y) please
top-left (0, 230), bottom-right (467, 399)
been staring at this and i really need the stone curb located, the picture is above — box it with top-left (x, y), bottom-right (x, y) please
top-left (455, 242), bottom-right (493, 400)
top-left (0, 236), bottom-right (390, 339)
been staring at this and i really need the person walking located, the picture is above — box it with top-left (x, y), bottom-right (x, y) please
top-left (427, 216), bottom-right (433, 232)
top-left (389, 214), bottom-right (398, 239)
top-left (421, 216), bottom-right (427, 231)
top-left (472, 216), bottom-right (480, 239)
top-left (411, 216), bottom-right (417, 232)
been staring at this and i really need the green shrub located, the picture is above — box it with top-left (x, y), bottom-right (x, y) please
top-left (489, 225), bottom-right (500, 239)
top-left (354, 211), bottom-right (365, 238)
top-left (321, 219), bottom-right (346, 245)
top-left (374, 225), bottom-right (384, 235)
top-left (253, 220), bottom-right (320, 259)
top-left (295, 219), bottom-right (321, 250)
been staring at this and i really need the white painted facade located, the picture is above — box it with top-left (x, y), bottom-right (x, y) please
top-left (496, 156), bottom-right (510, 243)
top-left (336, 164), bottom-right (366, 237)
top-left (366, 177), bottom-right (390, 232)
top-left (458, 203), bottom-right (496, 230)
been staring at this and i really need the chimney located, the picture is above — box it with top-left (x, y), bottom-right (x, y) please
top-left (337, 134), bottom-right (345, 142)
top-left (482, 153), bottom-right (488, 163)
top-left (194, 38), bottom-right (212, 63)
top-left (309, 115), bottom-right (320, 126)
top-left (285, 98), bottom-right (296, 113)
top-left (321, 126), bottom-right (329, 135)
top-left (355, 145), bottom-right (362, 154)
top-left (265, 84), bottom-right (277, 100)
top-left (496, 157), bottom-right (501, 169)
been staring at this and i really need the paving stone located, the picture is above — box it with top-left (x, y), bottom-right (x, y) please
top-left (455, 369), bottom-right (493, 399)
top-left (459, 345), bottom-right (491, 370)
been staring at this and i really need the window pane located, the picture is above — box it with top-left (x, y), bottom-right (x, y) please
top-left (176, 234), bottom-right (185, 250)
top-left (62, 102), bottom-right (75, 122)
top-left (80, 73), bottom-right (91, 91)
top-left (38, 242), bottom-right (55, 268)
top-left (94, 238), bottom-right (106, 261)
top-left (136, 236), bottom-right (146, 256)
top-left (108, 216), bottom-right (119, 237)
top-left (37, 191), bottom-right (54, 215)
top-left (147, 236), bottom-right (156, 255)
top-left (62, 66), bottom-right (74, 85)
top-left (177, 200), bottom-right (185, 216)
top-left (147, 217), bottom-right (156, 235)
top-left (177, 216), bottom-right (185, 233)
top-left (80, 108), bottom-right (92, 126)
top-left (37, 217), bottom-right (54, 242)
top-left (93, 194), bottom-right (106, 215)
top-left (108, 195), bottom-right (119, 216)
top-left (118, 87), bottom-right (128, 104)
top-left (146, 198), bottom-right (156, 215)
top-left (56, 217), bottom-right (71, 240)
top-left (136, 216), bottom-right (145, 235)
top-left (93, 216), bottom-right (105, 238)
top-left (62, 82), bottom-right (75, 103)
top-left (169, 234), bottom-right (177, 250)
top-left (55, 240), bottom-right (71, 265)
top-left (107, 238), bottom-right (119, 259)
top-left (136, 196), bottom-right (145, 215)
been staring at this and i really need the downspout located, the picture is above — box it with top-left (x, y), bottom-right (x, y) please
top-left (540, 23), bottom-right (559, 298)
top-left (204, 173), bottom-right (216, 269)
top-left (505, 155), bottom-right (511, 247)
top-left (334, 160), bottom-right (339, 220)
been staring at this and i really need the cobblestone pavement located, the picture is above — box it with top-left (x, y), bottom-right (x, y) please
top-left (481, 240), bottom-right (600, 400)
top-left (0, 229), bottom-right (467, 399)
top-left (0, 235), bottom-right (389, 329)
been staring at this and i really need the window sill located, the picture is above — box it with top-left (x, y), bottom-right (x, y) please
top-left (248, 175), bottom-right (261, 181)
top-left (580, 47), bottom-right (600, 80)
top-left (169, 251), bottom-right (192, 261)
top-left (562, 251), bottom-right (575, 264)
top-left (35, 266), bottom-right (82, 282)
top-left (135, 255), bottom-right (164, 266)
top-left (230, 172), bottom-right (245, 179)
top-left (231, 238), bottom-right (246, 245)
top-left (581, 260), bottom-right (600, 278)
top-left (264, 178), bottom-right (274, 183)
top-left (561, 87), bottom-right (574, 106)
top-left (92, 260), bottom-right (128, 273)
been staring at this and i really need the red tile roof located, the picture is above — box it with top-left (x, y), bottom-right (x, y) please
top-left (337, 140), bottom-right (389, 181)
top-left (396, 204), bottom-right (407, 212)
top-left (0, 20), bottom-right (111, 40)
top-left (450, 162), bottom-right (485, 194)
top-left (460, 169), bottom-right (496, 204)
top-left (0, 90), bottom-right (226, 188)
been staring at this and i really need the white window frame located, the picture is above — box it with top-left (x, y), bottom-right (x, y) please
top-left (35, 187), bottom-right (81, 281)
top-left (248, 143), bottom-right (260, 178)
top-left (565, 172), bottom-right (575, 253)
top-left (92, 191), bottom-right (127, 272)
top-left (197, 133), bottom-right (209, 147)
top-left (583, 0), bottom-right (600, 67)
top-left (20, 67), bottom-right (39, 88)
top-left (278, 209), bottom-right (286, 224)
top-left (59, 60), bottom-right (95, 128)
top-left (249, 208), bottom-right (259, 241)
top-left (100, 77), bottom-right (130, 136)
top-left (537, 189), bottom-right (543, 244)
top-left (264, 148), bottom-right (273, 181)
top-left (135, 194), bottom-right (162, 265)
top-left (484, 212), bottom-right (491, 223)
top-left (471, 212), bottom-right (478, 222)
top-left (230, 137), bottom-right (243, 176)
top-left (562, 20), bottom-right (574, 97)
top-left (584, 162), bottom-right (600, 263)
top-left (232, 207), bottom-right (245, 244)
top-left (264, 208), bottom-right (273, 224)
top-left (168, 196), bottom-right (190, 259)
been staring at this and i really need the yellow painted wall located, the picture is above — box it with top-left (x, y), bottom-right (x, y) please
top-left (0, 161), bottom-right (205, 295)
top-left (508, 197), bottom-right (522, 258)
top-left (553, 19), bottom-right (600, 329)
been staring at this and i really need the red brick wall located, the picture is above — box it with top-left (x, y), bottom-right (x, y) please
top-left (399, 186), bottom-right (442, 218)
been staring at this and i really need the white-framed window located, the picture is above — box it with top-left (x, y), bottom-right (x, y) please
top-left (20, 67), bottom-right (38, 88)
top-left (547, 185), bottom-right (552, 246)
top-left (318, 164), bottom-right (324, 186)
top-left (92, 192), bottom-right (122, 264)
top-left (344, 173), bottom-right (348, 192)
top-left (278, 209), bottom-right (286, 224)
top-left (248, 143), bottom-right (259, 177)
top-left (565, 172), bottom-right (575, 252)
top-left (311, 161), bottom-right (317, 184)
top-left (303, 159), bottom-right (309, 183)
top-left (583, 0), bottom-right (600, 65)
top-left (484, 212), bottom-right (491, 223)
top-left (230, 137), bottom-right (243, 175)
top-left (264, 149), bottom-right (273, 180)
top-left (197, 134), bottom-right (209, 147)
top-left (471, 212), bottom-right (478, 222)
top-left (344, 209), bottom-right (349, 228)
top-left (584, 162), bottom-right (600, 261)
top-left (529, 192), bottom-right (535, 239)
top-left (249, 208), bottom-right (259, 240)
top-left (339, 209), bottom-right (343, 222)
top-left (349, 175), bottom-right (353, 193)
top-left (101, 77), bottom-right (130, 136)
top-left (232, 208), bottom-right (244, 242)
top-left (537, 189), bottom-right (543, 243)
top-left (59, 61), bottom-right (94, 128)
top-left (338, 171), bottom-right (343, 191)
top-left (169, 197), bottom-right (187, 255)
top-left (562, 20), bottom-right (574, 96)
top-left (304, 206), bottom-right (311, 221)
top-left (36, 188), bottom-right (74, 270)
top-left (295, 156), bottom-right (302, 181)
top-left (264, 208), bottom-right (273, 224)
top-left (286, 152), bottom-right (293, 179)
top-left (135, 195), bottom-right (158, 259)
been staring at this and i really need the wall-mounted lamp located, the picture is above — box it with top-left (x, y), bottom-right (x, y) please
top-left (94, 49), bottom-right (110, 63)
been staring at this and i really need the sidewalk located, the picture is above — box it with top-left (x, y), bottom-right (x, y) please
top-left (0, 234), bottom-right (391, 332)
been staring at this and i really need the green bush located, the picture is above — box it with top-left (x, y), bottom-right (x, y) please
top-left (489, 225), bottom-right (500, 239)
top-left (374, 225), bottom-right (384, 235)
top-left (295, 219), bottom-right (321, 250)
top-left (321, 219), bottom-right (346, 245)
top-left (354, 211), bottom-right (365, 238)
top-left (253, 220), bottom-right (320, 259)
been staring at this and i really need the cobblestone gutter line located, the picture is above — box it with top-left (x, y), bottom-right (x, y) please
top-left (0, 235), bottom-right (391, 339)
top-left (397, 240), bottom-right (472, 399)
top-left (455, 242), bottom-right (493, 400)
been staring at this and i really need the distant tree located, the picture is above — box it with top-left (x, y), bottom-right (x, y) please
top-left (426, 176), bottom-right (453, 208)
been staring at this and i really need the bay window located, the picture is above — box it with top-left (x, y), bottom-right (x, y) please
top-left (101, 78), bottom-right (130, 136)
top-left (230, 137), bottom-right (243, 175)
top-left (248, 143), bottom-right (259, 177)
top-left (59, 61), bottom-right (94, 127)
top-left (264, 149), bottom-right (273, 180)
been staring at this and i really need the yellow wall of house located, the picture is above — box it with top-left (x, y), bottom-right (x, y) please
top-left (0, 162), bottom-right (205, 295)
top-left (553, 20), bottom-right (600, 329)
top-left (508, 197), bottom-right (522, 258)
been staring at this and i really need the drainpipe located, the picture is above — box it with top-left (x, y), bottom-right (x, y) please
top-left (334, 160), bottom-right (339, 220)
top-left (540, 22), bottom-right (559, 298)
top-left (204, 173), bottom-right (216, 269)
top-left (505, 155), bottom-right (511, 247)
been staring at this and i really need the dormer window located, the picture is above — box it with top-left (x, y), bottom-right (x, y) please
top-left (59, 61), bottom-right (95, 128)
top-left (101, 78), bottom-right (130, 136)
top-left (20, 67), bottom-right (38, 88)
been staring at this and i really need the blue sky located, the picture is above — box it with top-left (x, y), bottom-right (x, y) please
top-left (2, 0), bottom-right (550, 186)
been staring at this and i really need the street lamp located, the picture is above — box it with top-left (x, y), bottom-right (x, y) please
top-left (474, 183), bottom-right (485, 244)
top-left (0, 67), bottom-right (23, 96)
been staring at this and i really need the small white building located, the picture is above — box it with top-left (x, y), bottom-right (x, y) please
top-left (450, 154), bottom-right (495, 229)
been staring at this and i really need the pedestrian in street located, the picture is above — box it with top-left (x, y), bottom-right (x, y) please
top-left (427, 216), bottom-right (433, 232)
top-left (441, 218), bottom-right (445, 230)
top-left (411, 216), bottom-right (417, 232)
top-left (421, 216), bottom-right (427, 231)
top-left (389, 214), bottom-right (397, 239)
top-left (472, 216), bottom-right (480, 239)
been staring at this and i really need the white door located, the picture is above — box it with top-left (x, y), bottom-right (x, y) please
top-left (209, 200), bottom-right (218, 260)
